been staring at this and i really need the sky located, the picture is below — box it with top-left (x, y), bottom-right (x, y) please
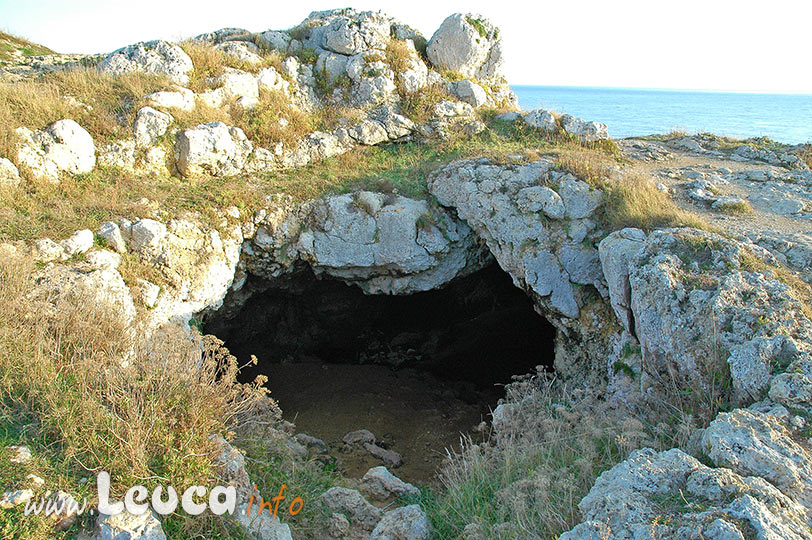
top-left (1, 0), bottom-right (811, 93)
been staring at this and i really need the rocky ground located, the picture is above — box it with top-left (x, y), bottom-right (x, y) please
top-left (0, 7), bottom-right (811, 540)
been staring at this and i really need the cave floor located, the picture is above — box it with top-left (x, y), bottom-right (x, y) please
top-left (266, 361), bottom-right (497, 487)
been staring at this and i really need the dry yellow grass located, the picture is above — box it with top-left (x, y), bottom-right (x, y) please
top-left (601, 173), bottom-right (710, 232)
top-left (180, 40), bottom-right (284, 92)
top-left (0, 69), bottom-right (168, 161)
top-left (0, 254), bottom-right (273, 496)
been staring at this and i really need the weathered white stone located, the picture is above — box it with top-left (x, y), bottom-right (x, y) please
top-left (0, 157), bottom-right (21, 187)
top-left (450, 80), bottom-right (488, 108)
top-left (515, 185), bottom-right (565, 219)
top-left (0, 489), bottom-right (34, 509)
top-left (320, 487), bottom-right (382, 531)
top-left (86, 250), bottom-right (122, 271)
top-left (33, 238), bottom-right (67, 262)
top-left (128, 219), bottom-right (167, 251)
top-left (99, 40), bottom-right (193, 84)
top-left (433, 100), bottom-right (473, 118)
top-left (16, 119), bottom-right (96, 183)
top-left (98, 221), bottom-right (127, 253)
top-left (427, 13), bottom-right (504, 81)
top-left (175, 122), bottom-right (252, 177)
top-left (599, 228), bottom-right (647, 333)
top-left (215, 40), bottom-right (263, 64)
top-left (559, 175), bottom-right (603, 219)
top-left (134, 107), bottom-right (173, 148)
top-left (256, 67), bottom-right (289, 94)
top-left (136, 279), bottom-right (161, 308)
top-left (98, 139), bottom-right (136, 171)
top-left (60, 229), bottom-right (94, 256)
top-left (322, 12), bottom-right (390, 55)
top-left (97, 510), bottom-right (166, 540)
top-left (523, 109), bottom-right (557, 131)
top-left (560, 114), bottom-right (609, 142)
top-left (145, 87), bottom-right (196, 111)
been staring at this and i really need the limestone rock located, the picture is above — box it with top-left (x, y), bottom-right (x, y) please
top-left (96, 510), bottom-right (166, 540)
top-left (628, 229), bottom-right (812, 403)
top-left (364, 443), bottom-right (404, 468)
top-left (8, 445), bottom-right (32, 464)
top-left (98, 221), bottom-right (127, 253)
top-left (450, 80), bottom-right (488, 108)
top-left (702, 408), bottom-right (812, 510)
top-left (427, 13), bottom-right (504, 81)
top-left (361, 466), bottom-right (420, 500)
top-left (433, 100), bottom-right (474, 118)
top-left (86, 250), bottom-right (122, 271)
top-left (98, 140), bottom-right (136, 171)
top-left (428, 159), bottom-right (605, 320)
top-left (560, 445), bottom-right (812, 540)
top-left (369, 505), bottom-right (431, 540)
top-left (236, 507), bottom-right (293, 540)
top-left (598, 228), bottom-right (647, 333)
top-left (145, 87), bottom-right (196, 111)
top-left (559, 175), bottom-right (603, 219)
top-left (215, 40), bottom-right (263, 64)
top-left (322, 11), bottom-right (390, 55)
top-left (134, 107), bottom-right (173, 148)
top-left (99, 40), bottom-right (193, 85)
top-left (560, 114), bottom-right (609, 142)
top-left (0, 157), bottom-right (21, 187)
top-left (523, 109), bottom-right (557, 131)
top-left (33, 238), bottom-right (67, 262)
top-left (515, 185), bottom-right (565, 219)
top-left (320, 487), bottom-right (383, 531)
top-left (343, 429), bottom-right (376, 446)
top-left (16, 119), bottom-right (96, 183)
top-left (293, 192), bottom-right (486, 294)
top-left (60, 229), bottom-right (94, 256)
top-left (128, 219), bottom-right (167, 252)
top-left (175, 122), bottom-right (252, 177)
top-left (0, 489), bottom-right (34, 509)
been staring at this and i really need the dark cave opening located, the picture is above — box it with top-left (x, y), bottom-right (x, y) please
top-left (203, 263), bottom-right (557, 483)
top-left (206, 263), bottom-right (556, 387)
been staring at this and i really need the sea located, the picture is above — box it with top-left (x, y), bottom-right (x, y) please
top-left (511, 86), bottom-right (812, 145)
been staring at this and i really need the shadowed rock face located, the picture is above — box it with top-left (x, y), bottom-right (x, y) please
top-left (205, 262), bottom-right (556, 388)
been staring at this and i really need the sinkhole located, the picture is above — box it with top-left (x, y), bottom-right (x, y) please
top-left (204, 262), bottom-right (556, 484)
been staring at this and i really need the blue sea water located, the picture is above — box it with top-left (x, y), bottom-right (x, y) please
top-left (511, 86), bottom-right (812, 144)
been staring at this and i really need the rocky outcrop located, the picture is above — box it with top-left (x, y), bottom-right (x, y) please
top-left (16, 119), bottom-right (96, 183)
top-left (98, 40), bottom-right (194, 84)
top-left (428, 158), bottom-right (607, 323)
top-left (560, 427), bottom-right (812, 540)
top-left (369, 504), bottom-right (432, 540)
top-left (427, 14), bottom-right (504, 82)
top-left (243, 191), bottom-right (488, 295)
top-left (624, 228), bottom-right (812, 406)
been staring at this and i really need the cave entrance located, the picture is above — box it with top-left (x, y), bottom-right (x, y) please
top-left (204, 263), bottom-right (556, 485)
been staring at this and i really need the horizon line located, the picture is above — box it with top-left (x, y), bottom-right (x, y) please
top-left (508, 83), bottom-right (812, 96)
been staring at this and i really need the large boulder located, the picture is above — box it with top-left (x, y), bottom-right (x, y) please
top-left (99, 40), bottom-right (194, 85)
top-left (174, 122), bottom-right (252, 177)
top-left (426, 13), bottom-right (504, 81)
top-left (16, 119), bottom-right (95, 183)
top-left (322, 11), bottom-right (390, 54)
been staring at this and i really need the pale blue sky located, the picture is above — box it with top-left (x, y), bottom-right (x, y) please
top-left (1, 0), bottom-right (810, 93)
